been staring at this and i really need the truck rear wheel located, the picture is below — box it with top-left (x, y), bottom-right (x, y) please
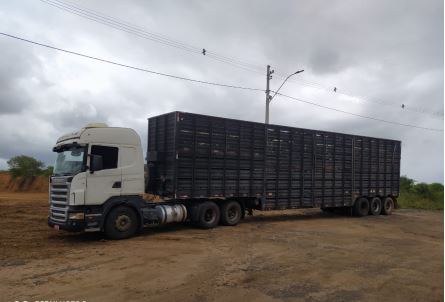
top-left (381, 197), bottom-right (394, 215)
top-left (104, 206), bottom-right (138, 240)
top-left (369, 197), bottom-right (382, 215)
top-left (196, 201), bottom-right (220, 229)
top-left (220, 201), bottom-right (242, 226)
top-left (353, 197), bottom-right (369, 217)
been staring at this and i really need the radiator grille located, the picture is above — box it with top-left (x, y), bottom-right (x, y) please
top-left (49, 178), bottom-right (70, 222)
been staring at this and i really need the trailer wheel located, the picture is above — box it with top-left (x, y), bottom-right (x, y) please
top-left (221, 201), bottom-right (242, 226)
top-left (353, 197), bottom-right (369, 217)
top-left (369, 197), bottom-right (382, 216)
top-left (104, 206), bottom-right (138, 240)
top-left (381, 197), bottom-right (394, 215)
top-left (197, 202), bottom-right (220, 229)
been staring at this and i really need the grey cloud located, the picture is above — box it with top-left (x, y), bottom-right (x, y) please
top-left (0, 39), bottom-right (41, 114)
top-left (0, 86), bottom-right (30, 113)
top-left (44, 97), bottom-right (109, 130)
top-left (0, 0), bottom-right (442, 183)
top-left (309, 49), bottom-right (342, 75)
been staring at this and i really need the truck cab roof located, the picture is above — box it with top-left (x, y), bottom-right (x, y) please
top-left (54, 124), bottom-right (141, 148)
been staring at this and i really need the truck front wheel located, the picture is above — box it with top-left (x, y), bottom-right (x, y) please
top-left (220, 201), bottom-right (242, 226)
top-left (104, 206), bottom-right (138, 240)
top-left (196, 202), bottom-right (220, 229)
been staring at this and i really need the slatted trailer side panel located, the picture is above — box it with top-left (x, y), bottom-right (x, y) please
top-left (172, 112), bottom-right (267, 199)
top-left (147, 112), bottom-right (400, 210)
top-left (147, 112), bottom-right (177, 195)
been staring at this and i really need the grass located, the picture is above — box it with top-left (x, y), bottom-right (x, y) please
top-left (397, 192), bottom-right (444, 210)
top-left (397, 176), bottom-right (444, 210)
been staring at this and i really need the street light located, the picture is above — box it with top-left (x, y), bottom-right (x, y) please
top-left (265, 68), bottom-right (304, 124)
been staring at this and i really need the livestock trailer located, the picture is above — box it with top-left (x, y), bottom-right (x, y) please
top-left (146, 111), bottom-right (400, 212)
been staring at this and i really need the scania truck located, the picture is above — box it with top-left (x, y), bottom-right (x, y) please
top-left (48, 111), bottom-right (400, 239)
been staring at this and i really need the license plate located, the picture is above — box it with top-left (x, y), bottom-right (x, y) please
top-left (54, 224), bottom-right (60, 230)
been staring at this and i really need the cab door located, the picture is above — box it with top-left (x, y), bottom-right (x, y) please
top-left (86, 145), bottom-right (122, 205)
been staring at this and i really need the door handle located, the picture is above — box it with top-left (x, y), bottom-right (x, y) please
top-left (112, 181), bottom-right (122, 188)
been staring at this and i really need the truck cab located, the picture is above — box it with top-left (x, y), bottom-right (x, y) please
top-left (48, 123), bottom-right (145, 232)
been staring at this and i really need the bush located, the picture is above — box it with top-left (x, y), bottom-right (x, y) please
top-left (7, 155), bottom-right (54, 178)
top-left (42, 166), bottom-right (54, 177)
top-left (398, 176), bottom-right (443, 210)
top-left (7, 155), bottom-right (45, 178)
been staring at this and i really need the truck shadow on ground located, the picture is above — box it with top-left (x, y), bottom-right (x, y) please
top-left (245, 209), bottom-right (353, 223)
top-left (48, 231), bottom-right (105, 242)
top-left (49, 210), bottom-right (357, 243)
top-left (141, 211), bottom-right (367, 241)
top-left (137, 210), bottom-right (353, 236)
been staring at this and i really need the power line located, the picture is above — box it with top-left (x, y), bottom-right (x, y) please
top-left (38, 1), bottom-right (359, 88)
top-left (0, 32), bottom-right (264, 92)
top-left (39, 0), bottom-right (348, 95)
top-left (41, 0), bottom-right (443, 119)
top-left (274, 92), bottom-right (443, 132)
top-left (276, 75), bottom-right (444, 118)
top-left (1, 32), bottom-right (441, 132)
top-left (40, 0), bottom-right (264, 73)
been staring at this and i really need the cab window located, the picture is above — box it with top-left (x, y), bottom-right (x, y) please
top-left (91, 145), bottom-right (118, 170)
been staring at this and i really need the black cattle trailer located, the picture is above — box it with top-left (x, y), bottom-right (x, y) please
top-left (146, 111), bottom-right (400, 224)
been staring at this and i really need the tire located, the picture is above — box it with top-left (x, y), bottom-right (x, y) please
top-left (369, 197), bottom-right (382, 216)
top-left (353, 197), bottom-right (369, 217)
top-left (104, 206), bottom-right (139, 240)
top-left (220, 201), bottom-right (242, 226)
top-left (196, 201), bottom-right (220, 229)
top-left (382, 197), bottom-right (394, 215)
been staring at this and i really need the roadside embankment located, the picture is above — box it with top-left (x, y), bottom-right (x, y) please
top-left (0, 172), bottom-right (48, 193)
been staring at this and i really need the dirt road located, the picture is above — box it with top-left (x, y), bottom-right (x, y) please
top-left (0, 193), bottom-right (443, 302)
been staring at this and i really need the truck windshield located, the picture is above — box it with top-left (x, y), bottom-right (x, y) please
top-left (53, 146), bottom-right (86, 176)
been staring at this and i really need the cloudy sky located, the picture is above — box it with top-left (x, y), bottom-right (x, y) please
top-left (0, 0), bottom-right (443, 183)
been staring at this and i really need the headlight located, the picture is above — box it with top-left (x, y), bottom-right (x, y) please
top-left (68, 212), bottom-right (85, 220)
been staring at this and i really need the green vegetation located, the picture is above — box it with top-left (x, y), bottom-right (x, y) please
top-left (398, 176), bottom-right (444, 210)
top-left (7, 155), bottom-right (53, 178)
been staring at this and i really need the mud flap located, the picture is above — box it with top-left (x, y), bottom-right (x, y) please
top-left (258, 197), bottom-right (267, 211)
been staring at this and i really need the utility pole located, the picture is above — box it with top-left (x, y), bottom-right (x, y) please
top-left (265, 67), bottom-right (304, 124)
top-left (265, 65), bottom-right (274, 124)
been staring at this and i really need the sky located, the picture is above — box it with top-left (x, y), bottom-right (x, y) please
top-left (0, 0), bottom-right (443, 183)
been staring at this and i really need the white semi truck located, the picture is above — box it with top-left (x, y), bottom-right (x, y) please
top-left (48, 122), bottom-right (189, 239)
top-left (48, 112), bottom-right (400, 239)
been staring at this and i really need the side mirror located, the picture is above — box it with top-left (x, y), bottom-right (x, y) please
top-left (90, 154), bottom-right (103, 173)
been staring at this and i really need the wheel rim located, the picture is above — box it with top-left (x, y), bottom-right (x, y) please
top-left (360, 201), bottom-right (368, 211)
top-left (204, 209), bottom-right (216, 223)
top-left (372, 200), bottom-right (380, 212)
top-left (227, 205), bottom-right (239, 221)
top-left (115, 214), bottom-right (131, 232)
top-left (385, 199), bottom-right (393, 211)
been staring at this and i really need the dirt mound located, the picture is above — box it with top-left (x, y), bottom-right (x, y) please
top-left (0, 172), bottom-right (48, 193)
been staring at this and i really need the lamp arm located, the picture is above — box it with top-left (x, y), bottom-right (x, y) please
top-left (269, 70), bottom-right (304, 102)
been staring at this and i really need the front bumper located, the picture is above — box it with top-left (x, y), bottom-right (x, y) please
top-left (48, 216), bottom-right (85, 231)
top-left (48, 207), bottom-right (103, 232)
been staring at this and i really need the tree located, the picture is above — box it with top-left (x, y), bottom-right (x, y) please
top-left (428, 183), bottom-right (444, 193)
top-left (7, 155), bottom-right (44, 178)
top-left (400, 176), bottom-right (414, 192)
top-left (413, 183), bottom-right (429, 196)
top-left (42, 166), bottom-right (54, 177)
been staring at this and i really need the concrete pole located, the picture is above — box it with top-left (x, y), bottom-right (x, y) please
top-left (265, 65), bottom-right (271, 124)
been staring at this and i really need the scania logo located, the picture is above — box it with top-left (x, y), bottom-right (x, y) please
top-left (52, 178), bottom-right (66, 185)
